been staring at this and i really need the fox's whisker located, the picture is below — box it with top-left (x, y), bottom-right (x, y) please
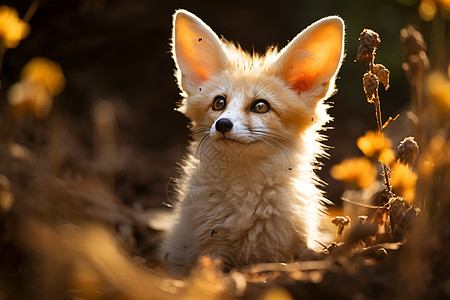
top-left (258, 135), bottom-right (293, 167)
top-left (195, 133), bottom-right (211, 158)
top-left (252, 129), bottom-right (299, 152)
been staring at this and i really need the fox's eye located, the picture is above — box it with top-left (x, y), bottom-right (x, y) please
top-left (251, 99), bottom-right (270, 113)
top-left (212, 96), bottom-right (226, 110)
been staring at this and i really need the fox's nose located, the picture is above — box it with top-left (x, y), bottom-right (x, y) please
top-left (215, 118), bottom-right (233, 133)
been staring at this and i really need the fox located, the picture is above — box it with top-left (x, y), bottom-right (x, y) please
top-left (160, 9), bottom-right (345, 276)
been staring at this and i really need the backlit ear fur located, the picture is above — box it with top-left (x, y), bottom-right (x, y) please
top-left (273, 16), bottom-right (344, 101)
top-left (172, 10), bottom-right (228, 95)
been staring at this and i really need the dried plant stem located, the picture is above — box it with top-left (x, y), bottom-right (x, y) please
top-left (376, 107), bottom-right (392, 192)
top-left (242, 260), bottom-right (332, 274)
top-left (341, 197), bottom-right (384, 209)
top-left (368, 61), bottom-right (384, 133)
top-left (414, 73), bottom-right (423, 121)
top-left (413, 72), bottom-right (425, 147)
top-left (369, 60), bottom-right (392, 193)
top-left (23, 0), bottom-right (40, 23)
top-left (0, 45), bottom-right (6, 89)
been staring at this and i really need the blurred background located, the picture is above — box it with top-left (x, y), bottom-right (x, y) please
top-left (1, 0), bottom-right (449, 298)
top-left (0, 0), bottom-right (433, 234)
top-left (3, 0), bottom-right (429, 208)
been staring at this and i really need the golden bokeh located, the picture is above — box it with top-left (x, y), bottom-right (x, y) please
top-left (391, 163), bottom-right (418, 203)
top-left (357, 130), bottom-right (393, 160)
top-left (331, 157), bottom-right (377, 189)
top-left (427, 72), bottom-right (450, 114)
top-left (21, 57), bottom-right (66, 96)
top-left (8, 57), bottom-right (66, 120)
top-left (0, 5), bottom-right (30, 49)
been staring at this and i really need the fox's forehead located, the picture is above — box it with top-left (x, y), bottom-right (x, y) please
top-left (222, 43), bottom-right (279, 72)
top-left (207, 69), bottom-right (280, 101)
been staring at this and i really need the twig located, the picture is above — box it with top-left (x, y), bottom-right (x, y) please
top-left (242, 260), bottom-right (332, 274)
top-left (0, 45), bottom-right (5, 89)
top-left (23, 1), bottom-right (40, 23)
top-left (341, 197), bottom-right (384, 209)
top-left (357, 29), bottom-right (392, 193)
top-left (382, 114), bottom-right (399, 130)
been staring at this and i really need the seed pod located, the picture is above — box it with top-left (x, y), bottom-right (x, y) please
top-left (396, 136), bottom-right (419, 166)
top-left (363, 72), bottom-right (379, 103)
top-left (400, 25), bottom-right (426, 57)
top-left (402, 51), bottom-right (429, 83)
top-left (373, 64), bottom-right (390, 90)
top-left (356, 29), bottom-right (381, 63)
top-left (332, 216), bottom-right (351, 237)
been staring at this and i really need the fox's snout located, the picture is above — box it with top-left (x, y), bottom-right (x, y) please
top-left (215, 118), bottom-right (233, 133)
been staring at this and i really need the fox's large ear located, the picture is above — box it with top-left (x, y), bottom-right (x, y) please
top-left (274, 16), bottom-right (344, 97)
top-left (172, 10), bottom-right (227, 93)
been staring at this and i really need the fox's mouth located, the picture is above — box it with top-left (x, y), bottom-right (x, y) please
top-left (217, 136), bottom-right (244, 144)
top-left (215, 135), bottom-right (258, 147)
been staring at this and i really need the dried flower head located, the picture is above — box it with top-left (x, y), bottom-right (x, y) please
top-left (400, 25), bottom-right (426, 56)
top-left (331, 157), bottom-right (377, 189)
top-left (391, 163), bottom-right (417, 203)
top-left (0, 5), bottom-right (30, 49)
top-left (373, 64), bottom-right (390, 90)
top-left (331, 216), bottom-right (351, 237)
top-left (356, 29), bottom-right (381, 63)
top-left (363, 72), bottom-right (379, 103)
top-left (402, 51), bottom-right (430, 83)
top-left (357, 130), bottom-right (393, 160)
top-left (358, 215), bottom-right (369, 223)
top-left (396, 136), bottom-right (419, 166)
top-left (389, 196), bottom-right (419, 242)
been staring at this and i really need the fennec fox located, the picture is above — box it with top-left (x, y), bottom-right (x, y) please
top-left (161, 9), bottom-right (344, 275)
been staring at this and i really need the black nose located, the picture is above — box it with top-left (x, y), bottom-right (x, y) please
top-left (215, 118), bottom-right (233, 133)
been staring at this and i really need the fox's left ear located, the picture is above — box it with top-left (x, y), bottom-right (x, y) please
top-left (274, 16), bottom-right (345, 97)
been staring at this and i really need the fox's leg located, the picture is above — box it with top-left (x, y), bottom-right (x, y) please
top-left (160, 215), bottom-right (198, 276)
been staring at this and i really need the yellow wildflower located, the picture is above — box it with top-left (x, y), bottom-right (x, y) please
top-left (8, 80), bottom-right (53, 119)
top-left (419, 0), bottom-right (450, 21)
top-left (379, 148), bottom-right (395, 164)
top-left (8, 57), bottom-right (65, 120)
top-left (436, 0), bottom-right (450, 10)
top-left (391, 163), bottom-right (417, 203)
top-left (0, 6), bottom-right (30, 49)
top-left (262, 287), bottom-right (293, 300)
top-left (418, 135), bottom-right (450, 176)
top-left (21, 57), bottom-right (66, 95)
top-left (427, 72), bottom-right (450, 115)
top-left (357, 130), bottom-right (393, 160)
top-left (331, 157), bottom-right (377, 189)
top-left (419, 0), bottom-right (438, 21)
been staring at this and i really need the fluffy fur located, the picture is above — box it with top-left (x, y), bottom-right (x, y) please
top-left (160, 9), bottom-right (345, 276)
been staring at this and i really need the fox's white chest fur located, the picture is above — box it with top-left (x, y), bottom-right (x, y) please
top-left (160, 10), bottom-right (345, 275)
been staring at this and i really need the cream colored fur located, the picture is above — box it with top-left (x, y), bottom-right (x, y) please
top-left (160, 9), bottom-right (345, 276)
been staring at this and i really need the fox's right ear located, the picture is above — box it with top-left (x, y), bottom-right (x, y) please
top-left (172, 10), bottom-right (227, 94)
